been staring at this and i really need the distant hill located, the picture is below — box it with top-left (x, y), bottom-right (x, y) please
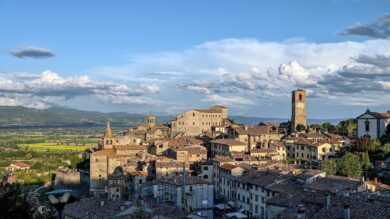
top-left (0, 106), bottom-right (170, 128)
top-left (0, 106), bottom-right (342, 128)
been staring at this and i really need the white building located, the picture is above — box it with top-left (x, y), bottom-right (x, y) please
top-left (356, 109), bottom-right (390, 139)
top-left (153, 176), bottom-right (213, 218)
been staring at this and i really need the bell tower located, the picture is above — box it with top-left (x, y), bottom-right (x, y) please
top-left (291, 89), bottom-right (307, 132)
top-left (146, 115), bottom-right (156, 127)
top-left (103, 122), bottom-right (114, 149)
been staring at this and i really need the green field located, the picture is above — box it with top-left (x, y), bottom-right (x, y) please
top-left (20, 143), bottom-right (92, 151)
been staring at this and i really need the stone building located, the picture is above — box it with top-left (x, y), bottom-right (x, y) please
top-left (227, 124), bottom-right (284, 151)
top-left (175, 145), bottom-right (208, 163)
top-left (154, 176), bottom-right (214, 218)
top-left (291, 89), bottom-right (307, 132)
top-left (107, 166), bottom-right (130, 200)
top-left (89, 145), bottom-right (148, 196)
top-left (210, 139), bottom-right (248, 156)
top-left (155, 158), bottom-right (190, 179)
top-left (171, 105), bottom-right (229, 136)
top-left (356, 109), bottom-right (390, 139)
top-left (101, 115), bottom-right (170, 150)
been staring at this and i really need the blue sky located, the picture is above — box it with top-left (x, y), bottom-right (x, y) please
top-left (0, 0), bottom-right (389, 119)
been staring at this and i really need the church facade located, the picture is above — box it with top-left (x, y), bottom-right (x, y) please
top-left (356, 109), bottom-right (390, 139)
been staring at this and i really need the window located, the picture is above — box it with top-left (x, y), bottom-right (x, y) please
top-left (322, 148), bottom-right (326, 153)
top-left (203, 175), bottom-right (208, 179)
top-left (203, 166), bottom-right (209, 170)
top-left (139, 179), bottom-right (143, 184)
top-left (193, 122), bottom-right (195, 125)
top-left (299, 94), bottom-right (303, 101)
top-left (193, 113), bottom-right (195, 117)
top-left (365, 120), bottom-right (370, 132)
top-left (301, 145), bottom-right (304, 150)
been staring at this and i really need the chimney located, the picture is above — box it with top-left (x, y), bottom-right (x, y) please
top-left (374, 177), bottom-right (378, 184)
top-left (244, 125), bottom-right (248, 130)
top-left (324, 193), bottom-right (331, 208)
top-left (297, 204), bottom-right (306, 219)
top-left (100, 200), bottom-right (104, 207)
top-left (343, 203), bottom-right (350, 219)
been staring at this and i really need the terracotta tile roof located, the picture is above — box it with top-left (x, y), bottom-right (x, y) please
top-left (233, 125), bottom-right (278, 136)
top-left (176, 145), bottom-right (207, 155)
top-left (303, 175), bottom-right (363, 194)
top-left (91, 149), bottom-right (116, 157)
top-left (213, 155), bottom-right (235, 163)
top-left (251, 148), bottom-right (277, 154)
top-left (220, 163), bottom-right (239, 171)
top-left (114, 145), bottom-right (147, 150)
top-left (127, 171), bottom-right (148, 176)
top-left (357, 110), bottom-right (390, 119)
top-left (266, 190), bottom-right (325, 208)
top-left (314, 193), bottom-right (390, 219)
top-left (11, 162), bottom-right (30, 168)
top-left (211, 139), bottom-right (247, 146)
top-left (247, 170), bottom-right (291, 187)
top-left (63, 197), bottom-right (128, 219)
top-left (297, 170), bottom-right (325, 179)
top-left (168, 136), bottom-right (203, 148)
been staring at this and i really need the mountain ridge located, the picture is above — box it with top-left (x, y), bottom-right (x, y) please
top-left (0, 106), bottom-right (343, 127)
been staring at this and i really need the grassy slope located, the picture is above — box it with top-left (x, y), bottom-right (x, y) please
top-left (20, 143), bottom-right (92, 151)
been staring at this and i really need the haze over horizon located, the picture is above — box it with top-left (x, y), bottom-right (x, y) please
top-left (1, 1), bottom-right (389, 119)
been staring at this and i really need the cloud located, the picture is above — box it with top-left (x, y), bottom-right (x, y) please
top-left (203, 94), bottom-right (254, 106)
top-left (317, 54), bottom-right (390, 105)
top-left (0, 70), bottom-right (161, 108)
top-left (89, 37), bottom-right (390, 110)
top-left (353, 54), bottom-right (390, 68)
top-left (10, 46), bottom-right (55, 59)
top-left (341, 13), bottom-right (390, 39)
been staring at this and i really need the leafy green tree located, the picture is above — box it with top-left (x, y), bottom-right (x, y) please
top-left (31, 162), bottom-right (44, 170)
top-left (310, 124), bottom-right (322, 130)
top-left (361, 151), bottom-right (373, 171)
top-left (370, 139), bottom-right (382, 151)
top-left (0, 184), bottom-right (35, 219)
top-left (337, 152), bottom-right (362, 178)
top-left (70, 155), bottom-right (82, 168)
top-left (322, 122), bottom-right (336, 133)
top-left (383, 143), bottom-right (390, 154)
top-left (321, 160), bottom-right (337, 175)
top-left (336, 119), bottom-right (357, 136)
top-left (25, 153), bottom-right (32, 159)
top-left (296, 124), bottom-right (306, 132)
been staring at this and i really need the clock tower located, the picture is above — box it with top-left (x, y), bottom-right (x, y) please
top-left (291, 89), bottom-right (307, 132)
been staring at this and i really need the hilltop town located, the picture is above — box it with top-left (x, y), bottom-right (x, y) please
top-left (19, 88), bottom-right (386, 219)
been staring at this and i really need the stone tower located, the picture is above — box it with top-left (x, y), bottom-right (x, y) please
top-left (291, 89), bottom-right (307, 132)
top-left (146, 115), bottom-right (156, 127)
top-left (103, 122), bottom-right (113, 149)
